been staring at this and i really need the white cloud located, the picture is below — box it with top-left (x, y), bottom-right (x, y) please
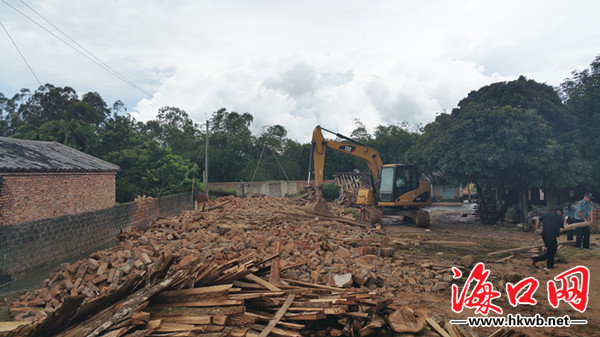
top-left (1, 0), bottom-right (599, 142)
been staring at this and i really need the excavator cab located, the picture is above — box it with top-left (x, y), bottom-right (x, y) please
top-left (379, 165), bottom-right (416, 202)
top-left (378, 164), bottom-right (431, 206)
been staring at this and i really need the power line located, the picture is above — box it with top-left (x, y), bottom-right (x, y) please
top-left (269, 146), bottom-right (290, 181)
top-left (16, 0), bottom-right (157, 101)
top-left (2, 0), bottom-right (169, 106)
top-left (0, 20), bottom-right (42, 87)
top-left (161, 130), bottom-right (207, 195)
top-left (116, 173), bottom-right (152, 196)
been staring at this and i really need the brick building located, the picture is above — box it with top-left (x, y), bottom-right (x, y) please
top-left (0, 137), bottom-right (119, 225)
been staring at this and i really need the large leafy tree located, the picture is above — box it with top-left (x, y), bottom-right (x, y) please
top-left (105, 140), bottom-right (198, 202)
top-left (141, 106), bottom-right (204, 165)
top-left (0, 85), bottom-right (203, 202)
top-left (209, 108), bottom-right (255, 182)
top-left (456, 76), bottom-right (588, 192)
top-left (367, 124), bottom-right (419, 164)
top-left (559, 55), bottom-right (600, 190)
top-left (1, 84), bottom-right (112, 153)
top-left (409, 77), bottom-right (565, 223)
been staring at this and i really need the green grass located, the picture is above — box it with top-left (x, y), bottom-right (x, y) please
top-left (555, 246), bottom-right (600, 263)
top-left (345, 209), bottom-right (361, 219)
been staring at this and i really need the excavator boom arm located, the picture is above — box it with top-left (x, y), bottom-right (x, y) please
top-left (311, 126), bottom-right (383, 190)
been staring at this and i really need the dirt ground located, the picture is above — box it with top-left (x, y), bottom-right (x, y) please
top-left (389, 202), bottom-right (600, 337)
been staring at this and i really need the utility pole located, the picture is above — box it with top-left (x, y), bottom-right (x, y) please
top-left (204, 121), bottom-right (209, 195)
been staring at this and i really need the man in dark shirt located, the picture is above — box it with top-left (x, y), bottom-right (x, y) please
top-left (532, 206), bottom-right (564, 269)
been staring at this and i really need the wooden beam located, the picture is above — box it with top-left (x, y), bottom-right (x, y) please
top-left (152, 297), bottom-right (243, 307)
top-left (269, 242), bottom-right (282, 286)
top-left (258, 294), bottom-right (296, 337)
top-left (146, 305), bottom-right (245, 316)
top-left (426, 317), bottom-right (451, 337)
top-left (0, 321), bottom-right (29, 333)
top-left (159, 284), bottom-right (233, 297)
top-left (282, 278), bottom-right (343, 292)
top-left (150, 315), bottom-right (212, 325)
top-left (421, 240), bottom-right (478, 247)
top-left (246, 274), bottom-right (282, 292)
top-left (561, 221), bottom-right (591, 231)
top-left (487, 240), bottom-right (575, 256)
top-left (275, 210), bottom-right (370, 228)
top-left (58, 271), bottom-right (184, 337)
top-left (487, 244), bottom-right (545, 256)
top-left (229, 291), bottom-right (285, 300)
top-left (244, 313), bottom-right (305, 331)
top-left (493, 255), bottom-right (514, 263)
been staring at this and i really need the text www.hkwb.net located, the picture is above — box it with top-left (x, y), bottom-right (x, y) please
top-left (450, 314), bottom-right (587, 328)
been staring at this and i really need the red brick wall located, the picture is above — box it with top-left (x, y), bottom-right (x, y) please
top-left (0, 172), bottom-right (116, 225)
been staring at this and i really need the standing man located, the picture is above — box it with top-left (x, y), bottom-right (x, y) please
top-left (574, 192), bottom-right (594, 250)
top-left (532, 206), bottom-right (564, 269)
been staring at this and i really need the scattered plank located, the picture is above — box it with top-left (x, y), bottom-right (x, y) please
top-left (258, 294), bottom-right (296, 337)
top-left (245, 274), bottom-right (282, 292)
top-left (282, 278), bottom-right (343, 292)
top-left (487, 240), bottom-right (575, 256)
top-left (0, 321), bottom-right (30, 332)
top-left (269, 242), bottom-right (282, 286)
top-left (493, 255), bottom-right (514, 263)
top-left (422, 240), bottom-right (479, 247)
top-left (426, 317), bottom-right (451, 337)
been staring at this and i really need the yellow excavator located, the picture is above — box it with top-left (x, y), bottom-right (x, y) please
top-left (307, 125), bottom-right (432, 227)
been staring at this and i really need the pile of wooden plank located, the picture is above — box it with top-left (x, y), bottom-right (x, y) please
top-left (6, 248), bottom-right (431, 337)
top-left (3, 196), bottom-right (478, 337)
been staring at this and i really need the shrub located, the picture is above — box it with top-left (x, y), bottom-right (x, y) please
top-left (210, 187), bottom-right (236, 198)
top-left (322, 183), bottom-right (340, 201)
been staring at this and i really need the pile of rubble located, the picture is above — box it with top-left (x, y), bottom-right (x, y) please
top-left (4, 196), bottom-right (509, 337)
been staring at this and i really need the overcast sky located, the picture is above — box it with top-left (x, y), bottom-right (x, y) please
top-left (1, 0), bottom-right (599, 141)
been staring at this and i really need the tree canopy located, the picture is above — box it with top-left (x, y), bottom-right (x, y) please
top-left (2, 85), bottom-right (418, 202)
top-left (559, 55), bottom-right (600, 189)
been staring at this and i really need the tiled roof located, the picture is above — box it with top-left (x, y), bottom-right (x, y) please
top-left (0, 137), bottom-right (119, 173)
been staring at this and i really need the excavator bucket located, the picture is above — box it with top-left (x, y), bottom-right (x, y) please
top-left (304, 184), bottom-right (334, 217)
top-left (360, 206), bottom-right (382, 225)
top-left (306, 195), bottom-right (334, 217)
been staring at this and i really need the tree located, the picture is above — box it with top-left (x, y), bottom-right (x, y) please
top-left (97, 113), bottom-right (143, 157)
top-left (37, 119), bottom-right (98, 152)
top-left (1, 84), bottom-right (205, 202)
top-left (0, 93), bottom-right (7, 136)
top-left (368, 124), bottom-right (419, 164)
top-left (559, 55), bottom-right (600, 190)
top-left (408, 78), bottom-right (565, 224)
top-left (350, 118), bottom-right (371, 142)
top-left (0, 84), bottom-right (110, 154)
top-left (209, 108), bottom-right (255, 182)
top-left (105, 140), bottom-right (198, 202)
top-left (143, 106), bottom-right (203, 162)
top-left (81, 92), bottom-right (111, 125)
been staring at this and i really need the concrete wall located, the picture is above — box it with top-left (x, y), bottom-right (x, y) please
top-left (0, 172), bottom-right (116, 226)
top-left (0, 192), bottom-right (193, 284)
top-left (235, 181), bottom-right (302, 197)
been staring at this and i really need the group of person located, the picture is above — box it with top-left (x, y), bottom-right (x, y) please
top-left (532, 192), bottom-right (594, 269)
